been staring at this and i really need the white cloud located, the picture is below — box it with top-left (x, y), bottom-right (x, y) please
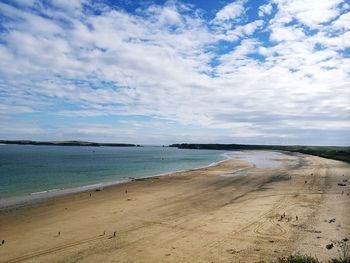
top-left (332, 11), bottom-right (350, 31)
top-left (271, 0), bottom-right (343, 29)
top-left (0, 0), bottom-right (349, 145)
top-left (146, 4), bottom-right (183, 26)
top-left (222, 20), bottom-right (264, 41)
top-left (259, 3), bottom-right (273, 17)
top-left (270, 24), bottom-right (305, 42)
top-left (239, 20), bottom-right (264, 35)
top-left (212, 0), bottom-right (246, 23)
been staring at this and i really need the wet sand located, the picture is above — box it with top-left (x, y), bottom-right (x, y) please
top-left (0, 152), bottom-right (349, 262)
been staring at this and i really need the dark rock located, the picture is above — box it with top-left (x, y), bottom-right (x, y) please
top-left (326, 243), bottom-right (334, 250)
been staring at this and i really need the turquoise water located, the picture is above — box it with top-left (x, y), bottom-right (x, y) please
top-left (0, 145), bottom-right (225, 202)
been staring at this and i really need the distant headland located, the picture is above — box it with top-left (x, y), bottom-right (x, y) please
top-left (0, 140), bottom-right (139, 147)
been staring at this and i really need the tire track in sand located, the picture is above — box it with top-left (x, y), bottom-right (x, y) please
top-left (3, 235), bottom-right (108, 263)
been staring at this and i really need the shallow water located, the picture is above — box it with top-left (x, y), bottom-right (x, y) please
top-left (0, 146), bottom-right (287, 208)
top-left (0, 145), bottom-right (225, 203)
top-left (224, 150), bottom-right (283, 168)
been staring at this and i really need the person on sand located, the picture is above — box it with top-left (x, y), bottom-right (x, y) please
top-left (58, 231), bottom-right (60, 237)
top-left (113, 231), bottom-right (117, 237)
top-left (125, 189), bottom-right (127, 194)
top-left (1, 240), bottom-right (4, 245)
top-left (296, 216), bottom-right (298, 221)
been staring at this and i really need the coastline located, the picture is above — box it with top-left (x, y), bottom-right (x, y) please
top-left (0, 152), bottom-right (230, 210)
top-left (1, 152), bottom-right (349, 262)
top-left (0, 149), bottom-right (291, 210)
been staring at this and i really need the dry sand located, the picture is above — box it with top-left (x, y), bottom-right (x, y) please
top-left (0, 151), bottom-right (349, 263)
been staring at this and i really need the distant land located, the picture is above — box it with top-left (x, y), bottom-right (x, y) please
top-left (0, 140), bottom-right (138, 147)
top-left (1, 140), bottom-right (349, 163)
top-left (170, 143), bottom-right (350, 163)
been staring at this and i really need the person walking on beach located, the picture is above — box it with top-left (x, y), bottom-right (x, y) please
top-left (113, 231), bottom-right (117, 237)
top-left (58, 231), bottom-right (60, 237)
top-left (296, 215), bottom-right (298, 221)
top-left (1, 240), bottom-right (4, 245)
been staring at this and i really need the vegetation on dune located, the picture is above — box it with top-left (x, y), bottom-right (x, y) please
top-left (265, 242), bottom-right (350, 263)
top-left (169, 144), bottom-right (350, 163)
top-left (330, 241), bottom-right (350, 263)
top-left (329, 259), bottom-right (350, 263)
top-left (281, 145), bottom-right (350, 164)
top-left (262, 254), bottom-right (350, 263)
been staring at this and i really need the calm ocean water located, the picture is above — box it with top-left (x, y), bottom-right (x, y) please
top-left (0, 145), bottom-right (226, 203)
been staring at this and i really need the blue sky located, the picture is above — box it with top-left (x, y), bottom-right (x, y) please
top-left (0, 0), bottom-right (349, 145)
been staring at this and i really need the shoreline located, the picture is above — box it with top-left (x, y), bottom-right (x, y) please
top-left (0, 152), bottom-right (231, 210)
top-left (0, 152), bottom-right (349, 262)
top-left (0, 150), bottom-right (298, 210)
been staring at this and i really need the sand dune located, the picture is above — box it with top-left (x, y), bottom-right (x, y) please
top-left (0, 152), bottom-right (349, 262)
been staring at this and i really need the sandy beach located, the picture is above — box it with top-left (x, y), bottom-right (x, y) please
top-left (0, 151), bottom-right (349, 262)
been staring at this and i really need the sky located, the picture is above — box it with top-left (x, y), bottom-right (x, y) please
top-left (0, 0), bottom-right (349, 145)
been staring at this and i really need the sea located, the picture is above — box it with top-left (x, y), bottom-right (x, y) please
top-left (0, 145), bottom-right (227, 207)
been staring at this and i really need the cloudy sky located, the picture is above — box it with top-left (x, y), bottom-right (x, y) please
top-left (0, 0), bottom-right (349, 145)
